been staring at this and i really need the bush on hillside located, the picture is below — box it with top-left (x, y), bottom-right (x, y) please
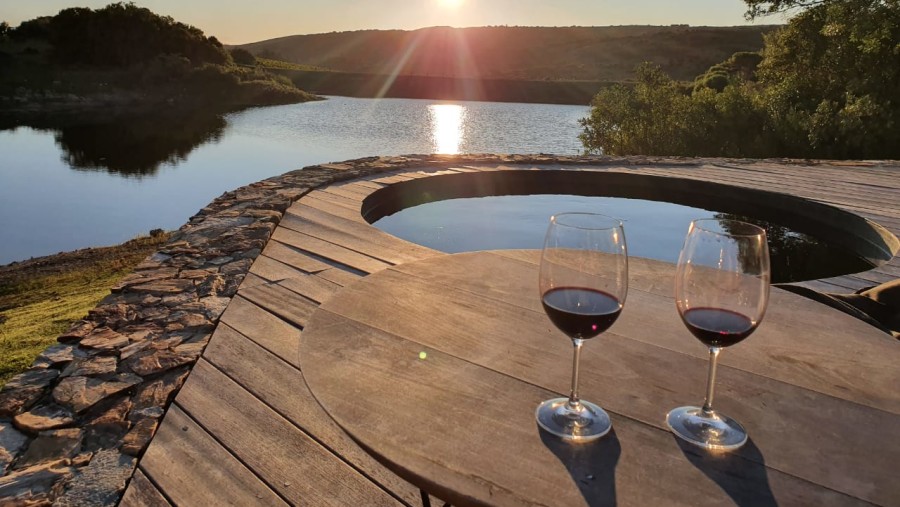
top-left (46, 3), bottom-right (230, 67)
top-left (230, 48), bottom-right (256, 66)
top-left (581, 0), bottom-right (899, 159)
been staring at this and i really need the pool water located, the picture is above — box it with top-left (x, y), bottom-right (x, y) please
top-left (373, 194), bottom-right (873, 283)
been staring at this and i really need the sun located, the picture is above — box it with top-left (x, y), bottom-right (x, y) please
top-left (437, 0), bottom-right (464, 8)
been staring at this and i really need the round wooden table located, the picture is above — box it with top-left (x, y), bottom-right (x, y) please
top-left (299, 251), bottom-right (900, 506)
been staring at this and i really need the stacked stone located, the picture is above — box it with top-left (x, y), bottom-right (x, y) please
top-left (0, 153), bottom-right (673, 505)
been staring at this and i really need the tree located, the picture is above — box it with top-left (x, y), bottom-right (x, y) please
top-left (755, 0), bottom-right (900, 158)
top-left (580, 0), bottom-right (900, 159)
top-left (9, 16), bottom-right (52, 41)
top-left (230, 48), bottom-right (256, 66)
top-left (743, 0), bottom-right (828, 19)
top-left (48, 3), bottom-right (229, 67)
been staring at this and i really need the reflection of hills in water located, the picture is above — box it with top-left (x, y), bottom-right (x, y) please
top-left (2, 110), bottom-right (227, 177)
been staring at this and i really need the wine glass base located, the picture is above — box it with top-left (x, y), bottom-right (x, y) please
top-left (665, 406), bottom-right (747, 451)
top-left (535, 398), bottom-right (611, 442)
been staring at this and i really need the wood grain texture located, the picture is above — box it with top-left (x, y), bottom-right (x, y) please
top-left (219, 296), bottom-right (301, 365)
top-left (410, 252), bottom-right (900, 412)
top-left (175, 360), bottom-right (405, 507)
top-left (271, 226), bottom-right (392, 274)
top-left (277, 273), bottom-right (343, 304)
top-left (301, 252), bottom-right (900, 506)
top-left (238, 282), bottom-right (318, 329)
top-left (249, 250), bottom-right (316, 281)
top-left (301, 308), bottom-right (869, 507)
top-left (281, 205), bottom-right (439, 265)
top-left (315, 267), bottom-right (363, 287)
top-left (203, 324), bottom-right (422, 506)
top-left (120, 469), bottom-right (172, 507)
top-left (292, 195), bottom-right (369, 224)
top-left (139, 405), bottom-right (287, 507)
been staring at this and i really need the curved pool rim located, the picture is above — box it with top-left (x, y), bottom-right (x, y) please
top-left (361, 169), bottom-right (899, 275)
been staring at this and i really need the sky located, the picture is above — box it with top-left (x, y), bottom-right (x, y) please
top-left (1, 0), bottom-right (768, 45)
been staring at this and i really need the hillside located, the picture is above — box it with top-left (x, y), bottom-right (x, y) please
top-left (239, 25), bottom-right (778, 83)
top-left (0, 4), bottom-right (320, 115)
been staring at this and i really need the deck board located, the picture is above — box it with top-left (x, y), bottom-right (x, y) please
top-left (277, 273), bottom-right (343, 304)
top-left (137, 405), bottom-right (287, 507)
top-left (203, 324), bottom-right (423, 506)
top-left (271, 226), bottom-right (392, 274)
top-left (119, 469), bottom-right (171, 507)
top-left (175, 360), bottom-right (405, 506)
top-left (126, 162), bottom-right (900, 506)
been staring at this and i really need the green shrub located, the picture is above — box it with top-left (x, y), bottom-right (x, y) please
top-left (581, 0), bottom-right (899, 159)
top-left (230, 48), bottom-right (256, 66)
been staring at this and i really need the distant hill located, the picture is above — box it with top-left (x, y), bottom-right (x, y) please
top-left (238, 25), bottom-right (779, 83)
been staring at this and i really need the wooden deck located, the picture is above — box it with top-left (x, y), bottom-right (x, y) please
top-left (121, 161), bottom-right (900, 506)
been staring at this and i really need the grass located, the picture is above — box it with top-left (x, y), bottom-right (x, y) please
top-left (0, 233), bottom-right (170, 387)
top-left (255, 57), bottom-right (330, 72)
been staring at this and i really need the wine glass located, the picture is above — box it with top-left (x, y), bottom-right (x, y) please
top-left (666, 218), bottom-right (770, 451)
top-left (536, 212), bottom-right (628, 442)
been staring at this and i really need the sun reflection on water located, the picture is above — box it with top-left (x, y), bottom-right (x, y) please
top-left (429, 104), bottom-right (465, 154)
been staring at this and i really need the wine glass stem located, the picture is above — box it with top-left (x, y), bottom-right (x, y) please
top-left (567, 338), bottom-right (584, 410)
top-left (702, 347), bottom-right (721, 417)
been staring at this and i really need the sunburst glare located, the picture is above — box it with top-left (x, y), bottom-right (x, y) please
top-left (429, 104), bottom-right (465, 154)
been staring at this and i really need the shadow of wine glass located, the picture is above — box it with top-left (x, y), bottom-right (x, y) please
top-left (539, 425), bottom-right (621, 506)
top-left (675, 436), bottom-right (777, 507)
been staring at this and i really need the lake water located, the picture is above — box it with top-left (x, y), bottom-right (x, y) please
top-left (0, 97), bottom-right (588, 265)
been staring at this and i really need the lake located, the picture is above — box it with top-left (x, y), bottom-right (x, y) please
top-left (0, 97), bottom-right (588, 265)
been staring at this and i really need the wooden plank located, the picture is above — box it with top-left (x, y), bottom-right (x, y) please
top-left (238, 283), bottom-right (318, 329)
top-left (204, 324), bottom-right (422, 506)
top-left (282, 205), bottom-right (439, 264)
top-left (139, 405), bottom-right (287, 507)
top-left (272, 226), bottom-right (392, 274)
top-left (305, 189), bottom-right (365, 211)
top-left (175, 360), bottom-right (404, 507)
top-left (634, 165), bottom-right (900, 220)
top-left (261, 240), bottom-right (334, 274)
top-left (301, 309), bottom-right (869, 507)
top-left (315, 186), bottom-right (370, 202)
top-left (330, 182), bottom-right (379, 199)
top-left (249, 253), bottom-right (314, 283)
top-left (296, 195), bottom-right (369, 224)
top-left (219, 296), bottom-right (301, 365)
top-left (316, 256), bottom-right (900, 504)
top-left (815, 275), bottom-right (875, 292)
top-left (352, 180), bottom-right (387, 191)
top-left (697, 164), bottom-right (900, 204)
top-left (363, 172), bottom-right (417, 185)
top-left (120, 469), bottom-right (171, 507)
top-left (401, 169), bottom-right (464, 179)
top-left (277, 273), bottom-right (343, 304)
top-left (237, 272), bottom-right (270, 291)
top-left (844, 271), bottom-right (895, 286)
top-left (790, 278), bottom-right (860, 294)
top-left (391, 253), bottom-right (900, 412)
top-left (316, 267), bottom-right (363, 287)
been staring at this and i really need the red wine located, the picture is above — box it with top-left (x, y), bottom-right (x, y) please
top-left (542, 287), bottom-right (622, 339)
top-left (681, 307), bottom-right (756, 347)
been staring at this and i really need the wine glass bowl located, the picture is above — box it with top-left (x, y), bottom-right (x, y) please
top-left (535, 212), bottom-right (628, 442)
top-left (666, 218), bottom-right (770, 451)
